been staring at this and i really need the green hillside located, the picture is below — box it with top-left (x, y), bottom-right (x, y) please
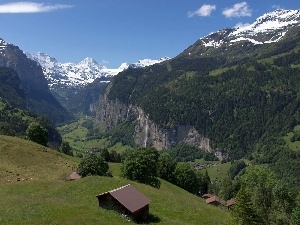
top-left (0, 135), bottom-right (229, 224)
top-left (0, 135), bottom-right (77, 183)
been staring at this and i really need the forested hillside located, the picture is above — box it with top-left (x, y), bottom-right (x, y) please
top-left (0, 67), bottom-right (62, 146)
top-left (106, 26), bottom-right (300, 185)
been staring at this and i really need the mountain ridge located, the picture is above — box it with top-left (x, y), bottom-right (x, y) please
top-left (200, 9), bottom-right (300, 48)
top-left (26, 52), bottom-right (170, 88)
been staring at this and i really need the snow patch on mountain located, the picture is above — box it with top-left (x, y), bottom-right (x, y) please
top-left (130, 57), bottom-right (171, 68)
top-left (201, 9), bottom-right (300, 47)
top-left (26, 53), bottom-right (170, 88)
top-left (0, 39), bottom-right (8, 53)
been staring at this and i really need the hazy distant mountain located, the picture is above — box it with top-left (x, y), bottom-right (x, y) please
top-left (26, 52), bottom-right (170, 88)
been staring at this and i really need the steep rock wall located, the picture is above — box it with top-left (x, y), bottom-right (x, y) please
top-left (95, 92), bottom-right (226, 159)
top-left (0, 39), bottom-right (71, 123)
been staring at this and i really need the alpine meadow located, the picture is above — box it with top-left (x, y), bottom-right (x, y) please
top-left (0, 5), bottom-right (300, 225)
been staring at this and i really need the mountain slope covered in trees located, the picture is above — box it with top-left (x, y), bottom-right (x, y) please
top-left (104, 24), bottom-right (300, 185)
top-left (0, 67), bottom-right (62, 146)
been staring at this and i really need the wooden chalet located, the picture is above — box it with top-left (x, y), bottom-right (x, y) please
top-left (96, 184), bottom-right (151, 221)
top-left (205, 196), bottom-right (226, 206)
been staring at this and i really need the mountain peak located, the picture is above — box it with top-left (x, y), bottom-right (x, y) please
top-left (199, 9), bottom-right (300, 49)
top-left (80, 57), bottom-right (98, 65)
top-left (29, 53), bottom-right (170, 88)
top-left (0, 38), bottom-right (8, 53)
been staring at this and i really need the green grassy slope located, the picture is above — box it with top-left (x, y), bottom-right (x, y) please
top-left (0, 135), bottom-right (78, 183)
top-left (0, 136), bottom-right (229, 224)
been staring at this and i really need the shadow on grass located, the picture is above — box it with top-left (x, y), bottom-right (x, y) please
top-left (136, 213), bottom-right (161, 224)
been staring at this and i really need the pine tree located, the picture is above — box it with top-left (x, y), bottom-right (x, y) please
top-left (291, 195), bottom-right (300, 225)
top-left (229, 188), bottom-right (262, 225)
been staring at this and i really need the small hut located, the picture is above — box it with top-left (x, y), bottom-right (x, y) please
top-left (96, 184), bottom-right (151, 221)
top-left (67, 172), bottom-right (81, 181)
top-left (205, 196), bottom-right (226, 206)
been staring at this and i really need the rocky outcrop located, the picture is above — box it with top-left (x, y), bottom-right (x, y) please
top-left (95, 91), bottom-right (226, 159)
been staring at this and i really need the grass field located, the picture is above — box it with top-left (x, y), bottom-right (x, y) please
top-left (283, 125), bottom-right (300, 152)
top-left (0, 135), bottom-right (230, 225)
top-left (205, 162), bottom-right (231, 182)
top-left (57, 118), bottom-right (110, 153)
top-left (193, 159), bottom-right (231, 182)
top-left (57, 118), bottom-right (133, 155)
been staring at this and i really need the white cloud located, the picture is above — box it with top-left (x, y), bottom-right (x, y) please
top-left (222, 2), bottom-right (252, 18)
top-left (0, 2), bottom-right (73, 13)
top-left (188, 4), bottom-right (216, 18)
top-left (234, 22), bottom-right (250, 29)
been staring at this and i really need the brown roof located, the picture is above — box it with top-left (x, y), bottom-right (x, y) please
top-left (96, 184), bottom-right (151, 213)
top-left (67, 172), bottom-right (81, 180)
top-left (226, 199), bottom-right (235, 207)
top-left (202, 193), bottom-right (214, 199)
top-left (206, 196), bottom-right (226, 205)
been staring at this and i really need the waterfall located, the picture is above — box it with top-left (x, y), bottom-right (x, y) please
top-left (143, 115), bottom-right (149, 147)
top-left (126, 105), bottom-right (130, 118)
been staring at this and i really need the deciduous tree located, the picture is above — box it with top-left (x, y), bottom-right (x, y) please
top-left (60, 141), bottom-right (72, 156)
top-left (121, 147), bottom-right (160, 188)
top-left (173, 162), bottom-right (198, 194)
top-left (77, 153), bottom-right (109, 177)
top-left (157, 152), bottom-right (176, 182)
top-left (26, 122), bottom-right (48, 146)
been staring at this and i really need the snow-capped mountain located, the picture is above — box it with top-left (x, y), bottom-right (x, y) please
top-left (200, 9), bottom-right (300, 48)
top-left (26, 52), bottom-right (170, 88)
top-left (0, 39), bottom-right (8, 53)
top-left (130, 57), bottom-right (171, 68)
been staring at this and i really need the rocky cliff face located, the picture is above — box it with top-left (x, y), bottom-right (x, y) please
top-left (0, 38), bottom-right (72, 123)
top-left (95, 89), bottom-right (225, 159)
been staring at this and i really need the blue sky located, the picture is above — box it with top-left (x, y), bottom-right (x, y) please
top-left (0, 1), bottom-right (299, 67)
